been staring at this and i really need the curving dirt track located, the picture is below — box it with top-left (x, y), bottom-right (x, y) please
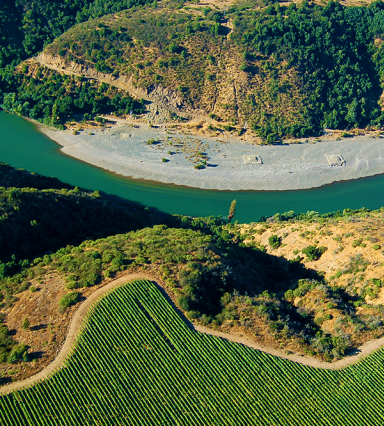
top-left (2, 273), bottom-right (384, 395)
top-left (0, 273), bottom-right (154, 395)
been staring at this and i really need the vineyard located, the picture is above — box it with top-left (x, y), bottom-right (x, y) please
top-left (1, 279), bottom-right (384, 425)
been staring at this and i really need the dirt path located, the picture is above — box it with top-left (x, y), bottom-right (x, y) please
top-left (0, 273), bottom-right (154, 395)
top-left (2, 273), bottom-right (384, 395)
top-left (194, 325), bottom-right (384, 370)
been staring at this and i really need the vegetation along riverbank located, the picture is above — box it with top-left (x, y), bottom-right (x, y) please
top-left (2, 0), bottom-right (384, 424)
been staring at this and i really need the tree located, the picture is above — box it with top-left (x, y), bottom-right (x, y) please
top-left (228, 199), bottom-right (237, 223)
top-left (22, 318), bottom-right (30, 330)
top-left (268, 235), bottom-right (282, 249)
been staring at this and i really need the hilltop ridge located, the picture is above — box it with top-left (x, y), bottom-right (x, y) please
top-left (3, 0), bottom-right (384, 143)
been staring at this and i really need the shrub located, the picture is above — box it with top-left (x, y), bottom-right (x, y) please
top-left (220, 292), bottom-right (232, 306)
top-left (268, 235), bottom-right (281, 249)
top-left (186, 310), bottom-right (200, 319)
top-left (373, 244), bottom-right (381, 250)
top-left (22, 318), bottom-right (30, 330)
top-left (65, 281), bottom-right (79, 289)
top-left (352, 238), bottom-right (366, 248)
top-left (302, 245), bottom-right (327, 261)
top-left (7, 344), bottom-right (28, 363)
top-left (59, 291), bottom-right (80, 308)
top-left (177, 295), bottom-right (192, 311)
top-left (284, 289), bottom-right (294, 301)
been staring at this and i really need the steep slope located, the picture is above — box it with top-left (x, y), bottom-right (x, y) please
top-left (3, 204), bottom-right (384, 386)
top-left (9, 0), bottom-right (384, 142)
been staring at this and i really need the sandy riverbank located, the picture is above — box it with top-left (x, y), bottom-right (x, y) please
top-left (39, 122), bottom-right (384, 191)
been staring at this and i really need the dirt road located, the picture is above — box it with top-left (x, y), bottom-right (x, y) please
top-left (2, 273), bottom-right (384, 395)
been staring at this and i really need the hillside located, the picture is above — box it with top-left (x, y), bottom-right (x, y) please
top-left (0, 162), bottom-right (74, 190)
top-left (2, 176), bottom-right (384, 386)
top-left (0, 216), bottom-right (321, 384)
top-left (0, 163), bottom-right (161, 263)
top-left (3, 279), bottom-right (384, 425)
top-left (2, 0), bottom-right (384, 142)
top-left (0, 0), bottom-right (155, 66)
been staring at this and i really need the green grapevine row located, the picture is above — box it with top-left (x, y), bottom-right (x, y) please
top-left (1, 279), bottom-right (384, 425)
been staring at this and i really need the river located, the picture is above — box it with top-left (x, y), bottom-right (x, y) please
top-left (1, 111), bottom-right (384, 223)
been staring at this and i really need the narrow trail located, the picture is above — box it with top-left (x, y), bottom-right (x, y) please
top-left (0, 273), bottom-right (153, 395)
top-left (2, 273), bottom-right (384, 395)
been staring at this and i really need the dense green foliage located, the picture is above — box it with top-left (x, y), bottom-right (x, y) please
top-left (0, 0), bottom-right (153, 125)
top-left (0, 0), bottom-right (156, 66)
top-left (0, 162), bottom-right (73, 190)
top-left (0, 186), bottom-right (157, 263)
top-left (2, 279), bottom-right (384, 424)
top-left (233, 0), bottom-right (384, 139)
top-left (1, 64), bottom-right (145, 126)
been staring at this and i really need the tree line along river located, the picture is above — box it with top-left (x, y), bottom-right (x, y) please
top-left (2, 111), bottom-right (384, 223)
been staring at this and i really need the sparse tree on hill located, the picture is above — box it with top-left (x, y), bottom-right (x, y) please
top-left (228, 199), bottom-right (236, 223)
top-left (22, 318), bottom-right (30, 330)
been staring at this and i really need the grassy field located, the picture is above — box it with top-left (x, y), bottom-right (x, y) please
top-left (2, 278), bottom-right (384, 425)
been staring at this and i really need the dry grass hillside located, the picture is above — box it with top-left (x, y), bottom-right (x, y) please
top-left (4, 0), bottom-right (384, 141)
top-left (35, 4), bottom-right (310, 134)
top-left (229, 209), bottom-right (384, 351)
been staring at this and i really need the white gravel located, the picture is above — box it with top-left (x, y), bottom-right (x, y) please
top-left (39, 123), bottom-right (384, 191)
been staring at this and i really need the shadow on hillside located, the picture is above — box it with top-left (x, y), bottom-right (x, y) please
top-left (0, 377), bottom-right (11, 386)
top-left (28, 351), bottom-right (44, 361)
top-left (151, 281), bottom-right (195, 332)
top-left (30, 324), bottom-right (47, 332)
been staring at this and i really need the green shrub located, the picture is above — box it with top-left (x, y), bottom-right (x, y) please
top-left (177, 295), bottom-right (192, 311)
top-left (284, 289), bottom-right (294, 302)
top-left (186, 310), bottom-right (200, 319)
top-left (59, 292), bottom-right (80, 308)
top-left (302, 245), bottom-right (327, 261)
top-left (352, 238), bottom-right (366, 248)
top-left (65, 281), bottom-right (79, 289)
top-left (22, 318), bottom-right (30, 330)
top-left (7, 344), bottom-right (28, 364)
top-left (268, 235), bottom-right (282, 249)
top-left (373, 244), bottom-right (381, 250)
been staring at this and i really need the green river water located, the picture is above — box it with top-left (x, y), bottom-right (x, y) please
top-left (1, 110), bottom-right (383, 223)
